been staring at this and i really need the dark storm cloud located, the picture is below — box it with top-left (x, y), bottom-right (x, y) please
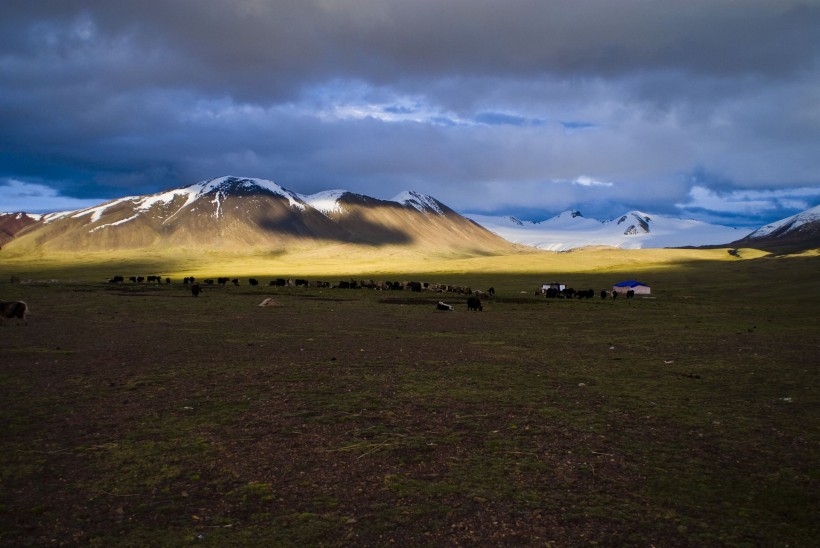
top-left (7, 1), bottom-right (816, 94)
top-left (1, 0), bottom-right (819, 225)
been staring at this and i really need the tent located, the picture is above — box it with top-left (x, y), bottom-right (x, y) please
top-left (612, 280), bottom-right (651, 295)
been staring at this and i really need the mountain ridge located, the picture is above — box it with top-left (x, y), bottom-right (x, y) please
top-left (2, 176), bottom-right (514, 255)
top-left (727, 204), bottom-right (820, 254)
top-left (466, 209), bottom-right (749, 251)
top-left (4, 177), bottom-right (819, 254)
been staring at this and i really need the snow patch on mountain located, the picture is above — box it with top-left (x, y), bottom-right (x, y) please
top-left (300, 190), bottom-right (348, 215)
top-left (392, 191), bottom-right (444, 214)
top-left (89, 214), bottom-right (141, 233)
top-left (467, 210), bottom-right (747, 250)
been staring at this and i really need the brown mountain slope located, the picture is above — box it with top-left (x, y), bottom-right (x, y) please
top-left (328, 192), bottom-right (511, 251)
top-left (0, 212), bottom-right (40, 247)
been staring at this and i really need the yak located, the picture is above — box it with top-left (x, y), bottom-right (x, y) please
top-left (0, 301), bottom-right (28, 325)
top-left (467, 296), bottom-right (483, 311)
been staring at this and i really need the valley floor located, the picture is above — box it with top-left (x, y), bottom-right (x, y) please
top-left (1, 254), bottom-right (817, 545)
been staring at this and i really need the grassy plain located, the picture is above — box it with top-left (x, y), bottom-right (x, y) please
top-left (0, 247), bottom-right (818, 546)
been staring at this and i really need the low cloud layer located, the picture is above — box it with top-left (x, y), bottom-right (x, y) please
top-left (1, 1), bottom-right (819, 226)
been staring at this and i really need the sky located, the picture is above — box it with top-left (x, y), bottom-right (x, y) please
top-left (1, 0), bottom-right (819, 227)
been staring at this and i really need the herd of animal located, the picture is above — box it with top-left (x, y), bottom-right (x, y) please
top-left (541, 286), bottom-right (636, 299)
top-left (107, 274), bottom-right (494, 296)
top-left (104, 275), bottom-right (497, 311)
top-left (1, 275), bottom-right (639, 327)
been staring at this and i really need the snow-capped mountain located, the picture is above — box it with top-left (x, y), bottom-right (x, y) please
top-left (41, 176), bottom-right (308, 226)
top-left (2, 176), bottom-right (511, 254)
top-left (743, 204), bottom-right (820, 239)
top-left (729, 204), bottom-right (820, 253)
top-left (466, 210), bottom-right (747, 251)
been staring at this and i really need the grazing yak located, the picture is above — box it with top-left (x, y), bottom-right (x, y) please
top-left (190, 283), bottom-right (202, 297)
top-left (467, 296), bottom-right (483, 311)
top-left (0, 301), bottom-right (28, 325)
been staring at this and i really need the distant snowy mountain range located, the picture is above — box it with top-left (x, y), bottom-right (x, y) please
top-left (466, 210), bottom-right (746, 251)
top-left (2, 176), bottom-right (819, 253)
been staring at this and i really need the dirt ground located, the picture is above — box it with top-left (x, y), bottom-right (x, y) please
top-left (1, 280), bottom-right (817, 546)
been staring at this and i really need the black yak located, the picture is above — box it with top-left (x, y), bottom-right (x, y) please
top-left (0, 301), bottom-right (28, 325)
top-left (191, 284), bottom-right (202, 297)
top-left (467, 296), bottom-right (483, 311)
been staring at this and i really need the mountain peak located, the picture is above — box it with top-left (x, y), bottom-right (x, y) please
top-left (551, 210), bottom-right (588, 221)
top-left (392, 191), bottom-right (446, 215)
top-left (613, 211), bottom-right (652, 235)
top-left (193, 175), bottom-right (278, 193)
top-left (188, 176), bottom-right (304, 207)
